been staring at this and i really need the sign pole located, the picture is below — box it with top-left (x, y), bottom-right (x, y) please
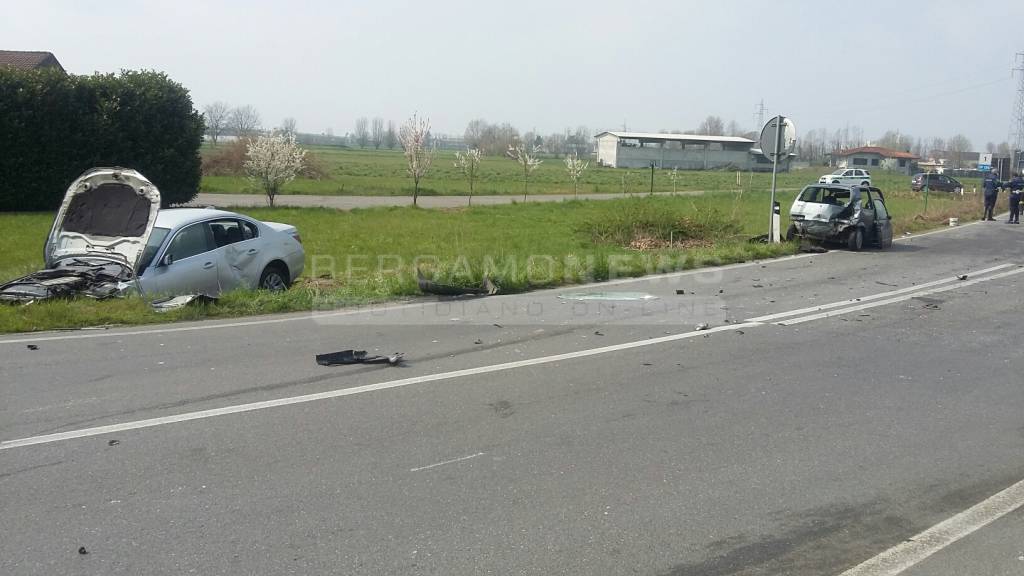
top-left (768, 116), bottom-right (784, 242)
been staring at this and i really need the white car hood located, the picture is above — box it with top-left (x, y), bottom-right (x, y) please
top-left (45, 168), bottom-right (161, 272)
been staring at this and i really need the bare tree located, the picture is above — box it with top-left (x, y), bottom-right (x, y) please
top-left (230, 105), bottom-right (262, 139)
top-left (563, 152), bottom-right (589, 198)
top-left (996, 142), bottom-right (1012, 156)
top-left (877, 130), bottom-right (913, 151)
top-left (464, 119), bottom-right (487, 150)
top-left (399, 114), bottom-right (436, 206)
top-left (244, 133), bottom-right (306, 207)
top-left (280, 117), bottom-right (297, 137)
top-left (203, 101), bottom-right (231, 146)
top-left (371, 117), bottom-right (385, 149)
top-left (546, 132), bottom-right (567, 157)
top-left (354, 117), bottom-right (369, 148)
top-left (454, 147), bottom-right (482, 206)
top-left (507, 144), bottom-right (543, 201)
top-left (726, 120), bottom-right (744, 137)
top-left (697, 116), bottom-right (725, 136)
top-left (947, 134), bottom-right (972, 168)
top-left (385, 121), bottom-right (397, 149)
top-left (571, 126), bottom-right (591, 157)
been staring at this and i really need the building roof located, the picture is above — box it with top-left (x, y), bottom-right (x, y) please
top-left (835, 146), bottom-right (918, 160)
top-left (0, 50), bottom-right (65, 72)
top-left (596, 131), bottom-right (756, 144)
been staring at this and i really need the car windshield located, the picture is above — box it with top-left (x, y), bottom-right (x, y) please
top-left (799, 186), bottom-right (852, 206)
top-left (137, 226), bottom-right (170, 274)
top-left (831, 169), bottom-right (846, 175)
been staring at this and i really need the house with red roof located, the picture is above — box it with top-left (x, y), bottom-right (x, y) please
top-left (834, 146), bottom-right (919, 175)
top-left (0, 50), bottom-right (65, 73)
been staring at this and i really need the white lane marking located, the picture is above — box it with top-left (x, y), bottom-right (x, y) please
top-left (410, 452), bottom-right (486, 472)
top-left (837, 478), bottom-right (1024, 576)
top-left (746, 263), bottom-right (1012, 323)
top-left (0, 321), bottom-right (764, 450)
top-left (778, 267), bottom-right (1024, 325)
top-left (0, 214), bottom-right (991, 345)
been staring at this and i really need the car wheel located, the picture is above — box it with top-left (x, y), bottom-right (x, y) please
top-left (259, 264), bottom-right (289, 291)
top-left (785, 223), bottom-right (798, 241)
top-left (846, 228), bottom-right (863, 251)
top-left (861, 181), bottom-right (870, 186)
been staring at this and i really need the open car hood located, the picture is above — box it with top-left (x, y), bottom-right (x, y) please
top-left (45, 168), bottom-right (161, 272)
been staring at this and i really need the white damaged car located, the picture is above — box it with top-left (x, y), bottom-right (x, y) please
top-left (787, 184), bottom-right (893, 251)
top-left (0, 167), bottom-right (304, 303)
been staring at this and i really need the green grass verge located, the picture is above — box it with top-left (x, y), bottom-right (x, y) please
top-left (0, 187), bottom-right (997, 334)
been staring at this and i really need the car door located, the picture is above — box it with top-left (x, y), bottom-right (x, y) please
top-left (148, 222), bottom-right (221, 295)
top-left (842, 169), bottom-right (856, 184)
top-left (869, 190), bottom-right (893, 248)
top-left (210, 218), bottom-right (266, 289)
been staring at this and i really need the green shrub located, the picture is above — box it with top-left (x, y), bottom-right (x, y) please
top-left (0, 68), bottom-right (203, 210)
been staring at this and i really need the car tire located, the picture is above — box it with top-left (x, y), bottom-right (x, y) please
top-left (861, 181), bottom-right (870, 186)
top-left (785, 224), bottom-right (798, 241)
top-left (258, 264), bottom-right (290, 291)
top-left (846, 228), bottom-right (863, 251)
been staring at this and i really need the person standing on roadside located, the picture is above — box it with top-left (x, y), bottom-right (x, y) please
top-left (981, 171), bottom-right (1002, 221)
top-left (1007, 172), bottom-right (1023, 224)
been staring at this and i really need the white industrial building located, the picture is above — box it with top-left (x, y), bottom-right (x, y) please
top-left (595, 131), bottom-right (760, 170)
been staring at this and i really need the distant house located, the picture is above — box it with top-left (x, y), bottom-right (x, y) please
top-left (0, 50), bottom-right (65, 73)
top-left (595, 131), bottom-right (776, 170)
top-left (834, 146), bottom-right (918, 175)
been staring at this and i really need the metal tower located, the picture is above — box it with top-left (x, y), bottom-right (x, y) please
top-left (1011, 52), bottom-right (1024, 172)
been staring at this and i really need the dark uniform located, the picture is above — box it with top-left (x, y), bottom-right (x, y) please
top-left (1008, 173), bottom-right (1023, 224)
top-left (982, 172), bottom-right (1002, 221)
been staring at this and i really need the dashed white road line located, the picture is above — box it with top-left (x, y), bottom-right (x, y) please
top-left (837, 478), bottom-right (1024, 576)
top-left (410, 452), bottom-right (486, 472)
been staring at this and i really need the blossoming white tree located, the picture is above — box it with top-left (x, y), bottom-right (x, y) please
top-left (399, 113), bottom-right (436, 206)
top-left (563, 152), bottom-right (589, 198)
top-left (244, 133), bottom-right (306, 207)
top-left (454, 148), bottom-right (482, 206)
top-left (507, 143), bottom-right (543, 201)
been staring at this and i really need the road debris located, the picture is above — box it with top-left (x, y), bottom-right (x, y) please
top-left (735, 330), bottom-right (745, 335)
top-left (78, 547), bottom-right (88, 555)
top-left (107, 439), bottom-right (120, 446)
top-left (315, 350), bottom-right (404, 366)
top-left (474, 339), bottom-right (483, 345)
top-left (417, 269), bottom-right (498, 296)
top-left (26, 344), bottom-right (39, 351)
top-left (875, 281), bottom-right (898, 287)
top-left (695, 323), bottom-right (710, 331)
top-left (150, 294), bottom-right (217, 312)
top-left (956, 274), bottom-right (968, 281)
top-left (675, 289), bottom-right (686, 295)
top-left (594, 330), bottom-right (604, 336)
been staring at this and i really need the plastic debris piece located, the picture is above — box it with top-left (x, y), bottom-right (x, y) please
top-left (675, 289), bottom-right (685, 295)
top-left (78, 547), bottom-right (88, 555)
top-left (107, 439), bottom-right (120, 446)
top-left (956, 274), bottom-right (968, 281)
top-left (695, 323), bottom-right (710, 331)
top-left (417, 269), bottom-right (498, 296)
top-left (315, 349), bottom-right (403, 366)
top-left (150, 294), bottom-right (217, 312)
top-left (594, 330), bottom-right (604, 336)
top-left (26, 344), bottom-right (39, 351)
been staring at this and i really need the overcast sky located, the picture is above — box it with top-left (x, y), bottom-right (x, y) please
top-left (4, 0), bottom-right (1022, 148)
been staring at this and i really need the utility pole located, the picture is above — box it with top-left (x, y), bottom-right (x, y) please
top-left (1010, 52), bottom-right (1024, 174)
top-left (754, 99), bottom-right (767, 133)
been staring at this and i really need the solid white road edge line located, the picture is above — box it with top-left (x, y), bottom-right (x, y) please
top-left (746, 263), bottom-right (1011, 323)
top-left (0, 321), bottom-right (763, 450)
top-left (836, 478), bottom-right (1024, 576)
top-left (410, 452), bottom-right (487, 473)
top-left (0, 255), bottom-right (813, 345)
top-left (778, 267), bottom-right (1024, 325)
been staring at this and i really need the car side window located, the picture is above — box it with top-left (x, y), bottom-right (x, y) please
top-left (166, 223), bottom-right (212, 261)
top-left (208, 219), bottom-right (247, 248)
top-left (241, 221), bottom-right (259, 240)
top-left (874, 199), bottom-right (889, 220)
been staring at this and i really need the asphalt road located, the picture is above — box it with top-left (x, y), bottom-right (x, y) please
top-left (2, 220), bottom-right (1023, 575)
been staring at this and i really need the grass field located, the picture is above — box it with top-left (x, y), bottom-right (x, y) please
top-left (202, 146), bottom-right (977, 199)
top-left (0, 183), bottom-right (998, 333)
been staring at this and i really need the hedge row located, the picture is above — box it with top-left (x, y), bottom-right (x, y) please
top-left (0, 68), bottom-right (204, 211)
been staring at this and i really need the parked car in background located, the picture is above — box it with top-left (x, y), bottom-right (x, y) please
top-left (787, 184), bottom-right (893, 251)
top-left (2, 168), bottom-right (304, 304)
top-left (911, 172), bottom-right (963, 194)
top-left (818, 168), bottom-right (872, 186)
